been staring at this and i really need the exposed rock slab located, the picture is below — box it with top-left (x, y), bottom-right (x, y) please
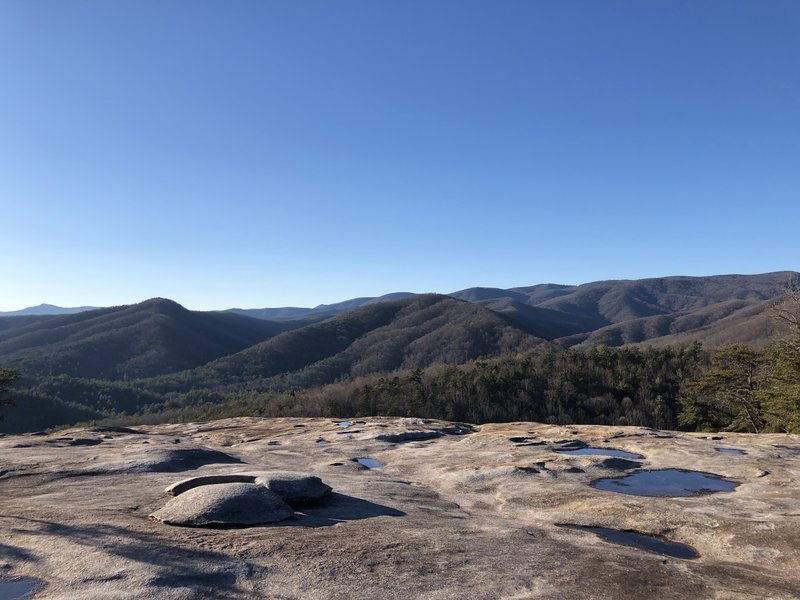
top-left (0, 417), bottom-right (798, 599)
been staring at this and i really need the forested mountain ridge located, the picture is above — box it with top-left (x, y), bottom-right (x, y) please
top-left (225, 292), bottom-right (417, 321)
top-left (145, 294), bottom-right (546, 394)
top-left (0, 273), bottom-right (796, 382)
top-left (1, 272), bottom-right (798, 434)
top-left (0, 303), bottom-right (98, 317)
top-left (459, 272), bottom-right (798, 345)
top-left (229, 272), bottom-right (800, 345)
top-left (0, 298), bottom-right (304, 379)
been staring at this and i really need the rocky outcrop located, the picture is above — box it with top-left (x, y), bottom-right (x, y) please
top-left (150, 483), bottom-right (294, 526)
top-left (164, 474), bottom-right (257, 496)
top-left (252, 472), bottom-right (332, 504)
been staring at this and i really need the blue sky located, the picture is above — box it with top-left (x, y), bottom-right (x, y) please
top-left (2, 1), bottom-right (798, 310)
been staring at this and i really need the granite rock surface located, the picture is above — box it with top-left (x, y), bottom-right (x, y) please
top-left (1, 417), bottom-right (798, 599)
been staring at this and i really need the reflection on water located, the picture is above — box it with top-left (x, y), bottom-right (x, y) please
top-left (560, 525), bottom-right (699, 559)
top-left (355, 457), bottom-right (384, 469)
top-left (715, 447), bottom-right (746, 455)
top-left (0, 579), bottom-right (42, 600)
top-left (557, 447), bottom-right (643, 459)
top-left (592, 469), bottom-right (738, 497)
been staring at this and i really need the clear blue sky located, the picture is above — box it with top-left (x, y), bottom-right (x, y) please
top-left (2, 1), bottom-right (798, 311)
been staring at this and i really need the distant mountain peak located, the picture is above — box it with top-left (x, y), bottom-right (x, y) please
top-left (0, 304), bottom-right (99, 317)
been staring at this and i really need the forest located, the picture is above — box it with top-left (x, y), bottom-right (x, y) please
top-left (121, 336), bottom-right (798, 434)
top-left (5, 335), bottom-right (796, 434)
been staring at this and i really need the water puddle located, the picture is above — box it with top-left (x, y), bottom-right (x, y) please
top-left (715, 448), bottom-right (746, 455)
top-left (560, 525), bottom-right (698, 559)
top-left (0, 579), bottom-right (42, 599)
top-left (354, 457), bottom-right (384, 469)
top-left (558, 447), bottom-right (643, 459)
top-left (592, 469), bottom-right (738, 496)
top-left (336, 421), bottom-right (353, 427)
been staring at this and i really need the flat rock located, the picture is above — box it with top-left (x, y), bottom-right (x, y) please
top-left (150, 482), bottom-right (294, 527)
top-left (375, 431), bottom-right (443, 443)
top-left (1, 417), bottom-right (799, 599)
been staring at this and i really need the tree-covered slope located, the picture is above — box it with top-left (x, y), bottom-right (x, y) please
top-left (148, 294), bottom-right (546, 392)
top-left (0, 299), bottom-right (299, 379)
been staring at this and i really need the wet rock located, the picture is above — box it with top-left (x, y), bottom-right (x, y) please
top-left (252, 472), bottom-right (332, 504)
top-left (376, 431), bottom-right (443, 443)
top-left (515, 466), bottom-right (541, 474)
top-left (598, 458), bottom-right (643, 470)
top-left (440, 424), bottom-right (475, 435)
top-left (555, 440), bottom-right (588, 450)
top-left (85, 426), bottom-right (145, 435)
top-left (150, 483), bottom-right (293, 527)
top-left (68, 438), bottom-right (103, 446)
top-left (165, 474), bottom-right (257, 496)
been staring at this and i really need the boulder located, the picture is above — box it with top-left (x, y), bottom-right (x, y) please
top-left (252, 472), bottom-right (332, 504)
top-left (150, 483), bottom-right (293, 527)
top-left (165, 474), bottom-right (256, 496)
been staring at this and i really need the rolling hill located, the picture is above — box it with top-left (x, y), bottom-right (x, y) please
top-left (148, 294), bottom-right (546, 393)
top-left (0, 298), bottom-right (305, 379)
top-left (1, 272), bottom-right (798, 433)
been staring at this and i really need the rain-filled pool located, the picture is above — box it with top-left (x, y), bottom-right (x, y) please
top-left (560, 525), bottom-right (699, 559)
top-left (355, 457), bottom-right (384, 469)
top-left (715, 447), bottom-right (746, 455)
top-left (557, 447), bottom-right (643, 459)
top-left (592, 469), bottom-right (738, 496)
top-left (0, 579), bottom-right (41, 600)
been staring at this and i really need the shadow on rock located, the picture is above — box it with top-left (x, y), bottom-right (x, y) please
top-left (0, 542), bottom-right (40, 563)
top-left (287, 492), bottom-right (405, 528)
top-left (8, 517), bottom-right (255, 598)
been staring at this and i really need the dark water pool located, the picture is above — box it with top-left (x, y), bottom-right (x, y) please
top-left (715, 447), bottom-right (746, 455)
top-left (592, 469), bottom-right (738, 496)
top-left (560, 525), bottom-right (699, 559)
top-left (0, 579), bottom-right (41, 600)
top-left (355, 457), bottom-right (384, 469)
top-left (557, 447), bottom-right (643, 459)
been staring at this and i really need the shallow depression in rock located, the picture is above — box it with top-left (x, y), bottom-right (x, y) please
top-left (355, 457), bottom-right (384, 469)
top-left (715, 447), bottom-right (746, 455)
top-left (336, 421), bottom-right (353, 427)
top-left (557, 447), bottom-right (643, 459)
top-left (0, 578), bottom-right (42, 600)
top-left (560, 525), bottom-right (699, 559)
top-left (592, 469), bottom-right (739, 497)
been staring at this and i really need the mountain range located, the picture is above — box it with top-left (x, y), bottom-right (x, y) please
top-left (1, 272), bottom-right (796, 381)
top-left (0, 272), bottom-right (797, 433)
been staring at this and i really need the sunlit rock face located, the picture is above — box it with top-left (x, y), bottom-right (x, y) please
top-left (151, 482), bottom-right (294, 527)
top-left (1, 417), bottom-right (798, 599)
